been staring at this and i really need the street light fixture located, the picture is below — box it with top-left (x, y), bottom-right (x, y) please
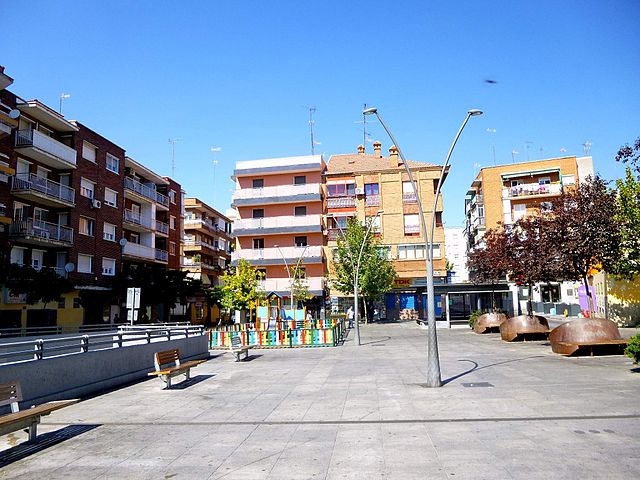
top-left (364, 107), bottom-right (482, 387)
top-left (333, 209), bottom-right (384, 346)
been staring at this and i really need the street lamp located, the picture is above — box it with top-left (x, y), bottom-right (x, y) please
top-left (333, 209), bottom-right (384, 346)
top-left (364, 107), bottom-right (482, 387)
top-left (274, 244), bottom-right (309, 311)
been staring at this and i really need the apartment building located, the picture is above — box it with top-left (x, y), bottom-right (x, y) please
top-left (444, 227), bottom-right (468, 283)
top-left (231, 155), bottom-right (326, 311)
top-left (325, 142), bottom-right (447, 320)
top-left (465, 156), bottom-right (594, 311)
top-left (181, 197), bottom-right (233, 286)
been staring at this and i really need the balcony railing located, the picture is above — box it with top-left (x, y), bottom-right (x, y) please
top-left (15, 129), bottom-right (77, 168)
top-left (234, 214), bottom-right (322, 232)
top-left (155, 249), bottom-right (168, 262)
top-left (257, 277), bottom-right (324, 292)
top-left (122, 242), bottom-right (155, 260)
top-left (503, 183), bottom-right (562, 199)
top-left (10, 219), bottom-right (73, 245)
top-left (327, 228), bottom-right (343, 241)
top-left (12, 173), bottom-right (75, 205)
top-left (124, 177), bottom-right (169, 207)
top-left (402, 192), bottom-right (417, 203)
top-left (183, 240), bottom-right (219, 252)
top-left (184, 218), bottom-right (220, 232)
top-left (327, 196), bottom-right (356, 209)
top-left (232, 183), bottom-right (321, 202)
top-left (365, 195), bottom-right (380, 207)
top-left (123, 209), bottom-right (152, 229)
top-left (232, 245), bottom-right (322, 263)
top-left (155, 219), bottom-right (169, 234)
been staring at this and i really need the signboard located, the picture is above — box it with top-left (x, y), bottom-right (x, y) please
top-left (127, 309), bottom-right (138, 323)
top-left (126, 288), bottom-right (141, 309)
top-left (393, 275), bottom-right (445, 289)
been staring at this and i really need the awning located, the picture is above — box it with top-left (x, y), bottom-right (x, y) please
top-left (501, 168), bottom-right (559, 179)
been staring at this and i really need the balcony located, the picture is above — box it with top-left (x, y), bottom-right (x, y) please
top-left (155, 219), bottom-right (169, 235)
top-left (231, 245), bottom-right (323, 265)
top-left (155, 249), bottom-right (168, 263)
top-left (327, 228), bottom-right (343, 242)
top-left (402, 192), bottom-right (417, 203)
top-left (11, 174), bottom-right (75, 208)
top-left (327, 196), bottom-right (356, 209)
top-left (181, 261), bottom-right (221, 272)
top-left (365, 195), bottom-right (380, 207)
top-left (184, 217), bottom-right (222, 233)
top-left (233, 214), bottom-right (323, 235)
top-left (9, 219), bottom-right (73, 246)
top-left (14, 129), bottom-right (77, 170)
top-left (183, 240), bottom-right (220, 253)
top-left (122, 242), bottom-right (167, 262)
top-left (123, 209), bottom-right (153, 231)
top-left (257, 277), bottom-right (324, 294)
top-left (0, 111), bottom-right (18, 139)
top-left (503, 183), bottom-right (562, 199)
top-left (124, 177), bottom-right (169, 208)
top-left (232, 183), bottom-right (321, 206)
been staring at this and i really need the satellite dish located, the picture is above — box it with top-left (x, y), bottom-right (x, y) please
top-left (8, 109), bottom-right (20, 119)
top-left (64, 262), bottom-right (75, 273)
top-left (119, 238), bottom-right (128, 247)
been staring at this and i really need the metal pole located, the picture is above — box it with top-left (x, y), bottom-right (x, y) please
top-left (292, 244), bottom-right (309, 310)
top-left (367, 108), bottom-right (481, 387)
top-left (275, 245), bottom-right (292, 310)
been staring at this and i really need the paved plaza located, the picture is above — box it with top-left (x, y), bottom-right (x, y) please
top-left (1, 321), bottom-right (639, 479)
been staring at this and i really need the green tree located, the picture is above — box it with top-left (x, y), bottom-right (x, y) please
top-left (610, 167), bottom-right (640, 280)
top-left (291, 264), bottom-right (313, 307)
top-left (360, 246), bottom-right (396, 322)
top-left (5, 264), bottom-right (74, 308)
top-left (220, 259), bottom-right (265, 312)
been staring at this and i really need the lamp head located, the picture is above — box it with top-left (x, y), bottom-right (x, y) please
top-left (468, 109), bottom-right (483, 117)
top-left (363, 107), bottom-right (378, 116)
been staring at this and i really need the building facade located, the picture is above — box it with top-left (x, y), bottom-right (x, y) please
top-left (231, 155), bottom-right (326, 310)
top-left (444, 227), bottom-right (468, 283)
top-left (325, 142), bottom-right (448, 320)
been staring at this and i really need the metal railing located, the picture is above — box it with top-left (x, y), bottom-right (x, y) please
top-left (123, 208), bottom-right (152, 229)
top-left (9, 218), bottom-right (74, 244)
top-left (503, 183), bottom-right (562, 199)
top-left (155, 219), bottom-right (169, 234)
top-left (327, 196), bottom-right (356, 208)
top-left (124, 177), bottom-right (170, 207)
top-left (0, 325), bottom-right (204, 364)
top-left (155, 249), bottom-right (169, 262)
top-left (365, 195), bottom-right (380, 206)
top-left (12, 173), bottom-right (75, 205)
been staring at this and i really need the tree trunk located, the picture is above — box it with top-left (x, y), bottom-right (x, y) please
top-left (491, 284), bottom-right (496, 312)
top-left (581, 272), bottom-right (595, 318)
top-left (527, 284), bottom-right (533, 316)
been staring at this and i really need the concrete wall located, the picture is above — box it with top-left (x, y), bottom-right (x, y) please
top-left (0, 335), bottom-right (208, 410)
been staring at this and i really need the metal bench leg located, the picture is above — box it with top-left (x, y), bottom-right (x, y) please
top-left (163, 375), bottom-right (172, 389)
top-left (28, 421), bottom-right (38, 442)
top-left (185, 369), bottom-right (191, 381)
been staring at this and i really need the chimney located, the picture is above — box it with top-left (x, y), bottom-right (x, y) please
top-left (357, 144), bottom-right (365, 154)
top-left (389, 145), bottom-right (401, 167)
top-left (373, 140), bottom-right (382, 157)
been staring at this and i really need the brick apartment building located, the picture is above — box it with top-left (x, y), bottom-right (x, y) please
top-left (325, 142), bottom-right (448, 320)
top-left (0, 66), bottom-right (183, 328)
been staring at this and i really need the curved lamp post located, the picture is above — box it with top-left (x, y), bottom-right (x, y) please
top-left (364, 107), bottom-right (482, 387)
top-left (274, 244), bottom-right (309, 311)
top-left (333, 210), bottom-right (384, 346)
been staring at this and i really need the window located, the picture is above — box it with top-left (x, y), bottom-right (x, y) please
top-left (435, 212), bottom-right (443, 228)
top-left (366, 216), bottom-right (381, 232)
top-left (398, 244), bottom-right (425, 260)
top-left (253, 179), bottom-right (264, 188)
top-left (403, 214), bottom-right (420, 235)
top-left (294, 206), bottom-right (307, 216)
top-left (82, 142), bottom-right (97, 162)
top-left (364, 183), bottom-right (379, 195)
top-left (562, 174), bottom-right (576, 185)
top-left (294, 236), bottom-right (307, 247)
top-left (253, 238), bottom-right (264, 249)
top-left (104, 188), bottom-right (118, 207)
top-left (513, 204), bottom-right (527, 221)
top-left (327, 183), bottom-right (355, 197)
top-left (538, 177), bottom-right (551, 185)
top-left (433, 179), bottom-right (439, 194)
top-left (31, 250), bottom-right (44, 270)
top-left (169, 190), bottom-right (176, 204)
top-left (80, 178), bottom-right (95, 199)
top-left (79, 217), bottom-right (95, 236)
top-left (73, 297), bottom-right (81, 308)
top-left (294, 175), bottom-right (306, 185)
top-left (106, 153), bottom-right (119, 173)
top-left (256, 268), bottom-right (267, 279)
top-left (252, 209), bottom-right (264, 219)
top-left (102, 258), bottom-right (116, 276)
top-left (57, 298), bottom-right (65, 309)
top-left (78, 254), bottom-right (93, 273)
top-left (432, 243), bottom-right (441, 258)
top-left (170, 215), bottom-right (176, 230)
top-left (103, 223), bottom-right (116, 241)
top-left (130, 233), bottom-right (140, 244)
top-left (169, 242), bottom-right (176, 255)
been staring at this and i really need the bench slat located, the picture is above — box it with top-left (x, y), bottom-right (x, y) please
top-left (0, 400), bottom-right (78, 428)
top-left (148, 359), bottom-right (206, 376)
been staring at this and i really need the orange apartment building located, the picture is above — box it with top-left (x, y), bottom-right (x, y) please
top-left (465, 155), bottom-right (594, 312)
top-left (325, 142), bottom-right (448, 320)
top-left (231, 155), bottom-right (326, 313)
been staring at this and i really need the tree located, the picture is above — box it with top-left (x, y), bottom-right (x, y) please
top-left (548, 175), bottom-right (621, 317)
top-left (291, 264), bottom-right (313, 307)
top-left (360, 247), bottom-right (396, 322)
top-left (219, 259), bottom-right (265, 313)
top-left (610, 167), bottom-right (640, 280)
top-left (467, 226), bottom-right (510, 311)
top-left (5, 264), bottom-right (75, 308)
top-left (615, 136), bottom-right (640, 176)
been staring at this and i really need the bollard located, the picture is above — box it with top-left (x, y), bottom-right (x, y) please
top-left (81, 335), bottom-right (89, 353)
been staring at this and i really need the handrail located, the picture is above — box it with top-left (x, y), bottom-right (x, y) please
top-left (12, 173), bottom-right (75, 204)
top-left (0, 325), bottom-right (204, 364)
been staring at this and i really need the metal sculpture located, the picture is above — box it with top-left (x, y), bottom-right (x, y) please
top-left (473, 312), bottom-right (508, 334)
top-left (549, 318), bottom-right (628, 356)
top-left (500, 315), bottom-right (550, 342)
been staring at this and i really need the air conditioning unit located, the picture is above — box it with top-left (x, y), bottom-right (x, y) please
top-left (355, 187), bottom-right (365, 196)
top-left (91, 199), bottom-right (102, 209)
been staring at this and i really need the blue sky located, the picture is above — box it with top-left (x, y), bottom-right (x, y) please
top-left (5, 1), bottom-right (639, 226)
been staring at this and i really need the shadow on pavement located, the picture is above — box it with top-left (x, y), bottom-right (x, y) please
top-left (361, 336), bottom-right (391, 346)
top-left (0, 424), bottom-right (100, 468)
top-left (441, 355), bottom-right (546, 385)
top-left (169, 374), bottom-right (215, 389)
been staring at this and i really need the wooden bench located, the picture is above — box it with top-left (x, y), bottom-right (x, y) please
top-left (147, 349), bottom-right (207, 388)
top-left (0, 380), bottom-right (77, 443)
top-left (552, 339), bottom-right (628, 356)
top-left (229, 336), bottom-right (253, 362)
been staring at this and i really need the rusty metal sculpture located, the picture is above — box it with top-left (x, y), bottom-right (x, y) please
top-left (500, 315), bottom-right (550, 342)
top-left (473, 312), bottom-right (508, 334)
top-left (549, 318), bottom-right (628, 356)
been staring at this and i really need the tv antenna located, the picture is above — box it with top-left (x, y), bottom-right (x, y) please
top-left (354, 103), bottom-right (373, 151)
top-left (582, 141), bottom-right (592, 156)
top-left (560, 147), bottom-right (567, 153)
top-left (59, 93), bottom-right (71, 114)
top-left (168, 138), bottom-right (182, 178)
top-left (486, 128), bottom-right (497, 165)
top-left (211, 147), bottom-right (222, 207)
top-left (511, 149), bottom-right (519, 164)
top-left (524, 141), bottom-right (534, 161)
top-left (308, 107), bottom-right (317, 155)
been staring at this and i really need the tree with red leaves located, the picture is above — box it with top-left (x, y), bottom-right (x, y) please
top-left (467, 226), bottom-right (510, 311)
top-left (615, 136), bottom-right (640, 176)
